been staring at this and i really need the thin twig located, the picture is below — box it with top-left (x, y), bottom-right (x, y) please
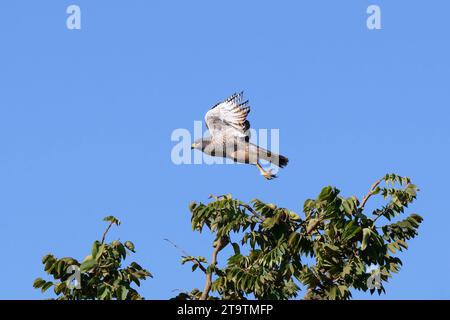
top-left (101, 221), bottom-right (114, 244)
top-left (360, 178), bottom-right (383, 211)
top-left (164, 238), bottom-right (207, 273)
top-left (239, 203), bottom-right (265, 221)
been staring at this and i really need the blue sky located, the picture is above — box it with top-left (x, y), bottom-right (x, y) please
top-left (0, 0), bottom-right (449, 299)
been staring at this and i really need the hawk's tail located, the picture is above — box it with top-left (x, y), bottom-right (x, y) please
top-left (257, 147), bottom-right (289, 168)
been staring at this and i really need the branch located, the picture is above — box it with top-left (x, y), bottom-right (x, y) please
top-left (239, 203), bottom-right (265, 221)
top-left (200, 236), bottom-right (228, 300)
top-left (359, 178), bottom-right (383, 211)
top-left (306, 218), bottom-right (322, 235)
top-left (208, 194), bottom-right (265, 222)
top-left (164, 239), bottom-right (207, 274)
top-left (101, 221), bottom-right (114, 244)
top-left (302, 209), bottom-right (321, 235)
top-left (193, 260), bottom-right (207, 273)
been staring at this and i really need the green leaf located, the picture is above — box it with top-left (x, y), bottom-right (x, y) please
top-left (56, 260), bottom-right (66, 275)
top-left (42, 254), bottom-right (54, 264)
top-left (91, 241), bottom-right (105, 260)
top-left (361, 228), bottom-right (371, 251)
top-left (262, 217), bottom-right (277, 229)
top-left (231, 242), bottom-right (240, 255)
top-left (117, 243), bottom-right (127, 259)
top-left (338, 285), bottom-right (348, 297)
top-left (54, 282), bottom-right (67, 295)
top-left (318, 186), bottom-right (338, 203)
top-left (124, 241), bottom-right (135, 252)
top-left (44, 259), bottom-right (56, 272)
top-left (288, 232), bottom-right (300, 246)
top-left (95, 244), bottom-right (105, 260)
top-left (80, 258), bottom-right (96, 272)
top-left (303, 199), bottom-right (315, 212)
top-left (342, 220), bottom-right (361, 242)
top-left (103, 215), bottom-right (121, 226)
top-left (328, 286), bottom-right (337, 300)
top-left (116, 286), bottom-right (128, 300)
top-left (342, 264), bottom-right (352, 277)
top-left (33, 278), bottom-right (46, 289)
top-left (41, 281), bottom-right (53, 293)
top-left (288, 210), bottom-right (300, 220)
top-left (99, 287), bottom-right (110, 300)
top-left (342, 201), bottom-right (353, 215)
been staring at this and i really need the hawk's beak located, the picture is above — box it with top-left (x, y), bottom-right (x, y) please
top-left (191, 143), bottom-right (195, 149)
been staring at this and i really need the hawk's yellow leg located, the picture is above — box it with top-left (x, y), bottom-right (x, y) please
top-left (256, 162), bottom-right (277, 180)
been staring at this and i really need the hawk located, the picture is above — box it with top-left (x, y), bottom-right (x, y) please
top-left (191, 92), bottom-right (289, 179)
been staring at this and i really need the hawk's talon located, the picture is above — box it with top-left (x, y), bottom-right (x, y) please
top-left (256, 163), bottom-right (277, 180)
top-left (262, 169), bottom-right (277, 180)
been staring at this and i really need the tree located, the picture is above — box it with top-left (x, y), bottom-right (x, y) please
top-left (33, 216), bottom-right (152, 300)
top-left (32, 173), bottom-right (423, 300)
top-left (174, 173), bottom-right (423, 300)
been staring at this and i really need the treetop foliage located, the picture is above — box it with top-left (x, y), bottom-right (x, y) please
top-left (33, 216), bottom-right (152, 300)
top-left (175, 173), bottom-right (423, 300)
top-left (33, 173), bottom-right (422, 300)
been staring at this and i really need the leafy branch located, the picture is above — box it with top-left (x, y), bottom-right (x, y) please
top-left (34, 216), bottom-right (152, 300)
top-left (175, 174), bottom-right (423, 300)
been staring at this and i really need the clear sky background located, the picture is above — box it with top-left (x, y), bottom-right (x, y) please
top-left (0, 0), bottom-right (449, 299)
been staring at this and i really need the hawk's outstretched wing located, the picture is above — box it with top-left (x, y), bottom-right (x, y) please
top-left (205, 92), bottom-right (251, 141)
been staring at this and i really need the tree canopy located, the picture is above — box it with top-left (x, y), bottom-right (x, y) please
top-left (34, 173), bottom-right (422, 300)
top-left (33, 216), bottom-right (152, 300)
top-left (174, 173), bottom-right (422, 300)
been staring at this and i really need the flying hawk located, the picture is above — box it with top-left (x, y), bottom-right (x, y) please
top-left (191, 92), bottom-right (288, 179)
